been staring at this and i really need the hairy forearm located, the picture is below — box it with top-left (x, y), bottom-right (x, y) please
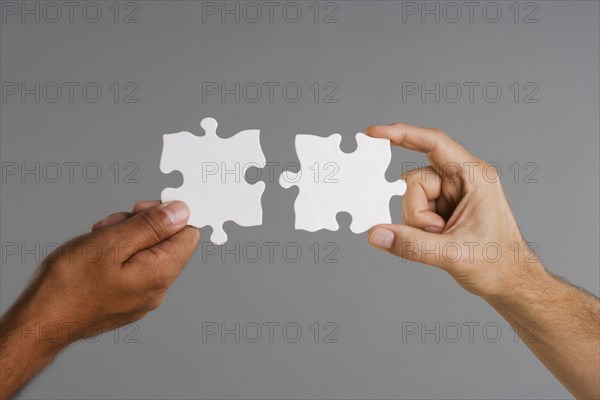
top-left (485, 262), bottom-right (600, 399)
top-left (0, 297), bottom-right (66, 399)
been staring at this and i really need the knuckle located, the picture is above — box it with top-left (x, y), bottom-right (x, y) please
top-left (401, 167), bottom-right (437, 184)
top-left (138, 279), bottom-right (170, 311)
top-left (391, 239), bottom-right (413, 260)
top-left (392, 231), bottom-right (424, 258)
top-left (390, 122), bottom-right (407, 132)
top-left (480, 162), bottom-right (501, 182)
top-left (155, 275), bottom-right (173, 292)
top-left (144, 293), bottom-right (166, 311)
top-left (154, 274), bottom-right (171, 294)
top-left (139, 212), bottom-right (166, 242)
top-left (403, 210), bottom-right (421, 226)
top-left (400, 169), bottom-right (418, 182)
top-left (148, 265), bottom-right (174, 291)
top-left (432, 128), bottom-right (446, 138)
top-left (79, 234), bottom-right (115, 264)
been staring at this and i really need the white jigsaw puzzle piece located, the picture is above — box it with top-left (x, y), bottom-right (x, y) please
top-left (160, 117), bottom-right (266, 244)
top-left (279, 132), bottom-right (406, 233)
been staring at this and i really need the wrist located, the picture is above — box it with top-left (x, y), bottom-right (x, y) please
top-left (482, 260), bottom-right (552, 309)
top-left (1, 287), bottom-right (71, 353)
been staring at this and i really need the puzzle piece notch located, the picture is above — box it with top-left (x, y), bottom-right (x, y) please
top-left (279, 132), bottom-right (406, 233)
top-left (160, 117), bottom-right (266, 244)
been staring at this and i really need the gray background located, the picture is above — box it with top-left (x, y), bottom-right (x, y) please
top-left (1, 1), bottom-right (598, 398)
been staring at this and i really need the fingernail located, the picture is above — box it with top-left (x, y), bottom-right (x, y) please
top-left (370, 229), bottom-right (395, 249)
top-left (424, 226), bottom-right (443, 233)
top-left (163, 201), bottom-right (190, 225)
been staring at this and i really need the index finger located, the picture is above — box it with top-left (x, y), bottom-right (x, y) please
top-left (365, 123), bottom-right (476, 171)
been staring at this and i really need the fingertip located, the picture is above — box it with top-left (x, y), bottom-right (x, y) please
top-left (365, 125), bottom-right (376, 136)
top-left (364, 124), bottom-right (388, 138)
top-left (183, 225), bottom-right (202, 246)
top-left (367, 224), bottom-right (384, 239)
top-left (368, 226), bottom-right (396, 250)
top-left (161, 200), bottom-right (190, 227)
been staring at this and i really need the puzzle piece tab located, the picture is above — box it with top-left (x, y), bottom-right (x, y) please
top-left (160, 117), bottom-right (266, 244)
top-left (279, 132), bottom-right (406, 233)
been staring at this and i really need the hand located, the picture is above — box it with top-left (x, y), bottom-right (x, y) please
top-left (365, 123), bottom-right (546, 299)
top-left (27, 200), bottom-right (199, 341)
top-left (1, 200), bottom-right (200, 398)
top-left (365, 123), bottom-right (600, 399)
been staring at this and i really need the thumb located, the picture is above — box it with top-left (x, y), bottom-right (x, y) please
top-left (368, 224), bottom-right (452, 270)
top-left (103, 201), bottom-right (191, 256)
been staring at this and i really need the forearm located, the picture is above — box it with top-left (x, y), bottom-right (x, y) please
top-left (0, 297), bottom-right (66, 399)
top-left (0, 200), bottom-right (196, 399)
top-left (485, 262), bottom-right (600, 399)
